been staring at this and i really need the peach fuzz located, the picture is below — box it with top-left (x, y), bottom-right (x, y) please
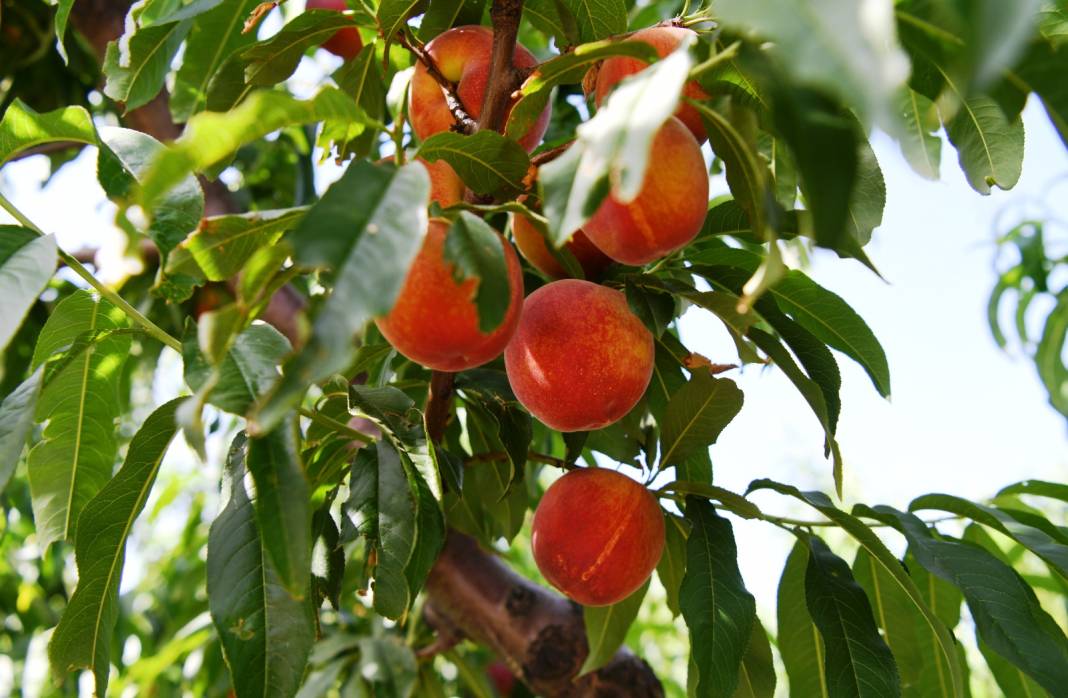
top-left (306, 0), bottom-right (364, 61)
top-left (510, 213), bottom-right (612, 279)
top-left (593, 26), bottom-right (709, 141)
top-left (409, 25), bottom-right (550, 152)
top-left (376, 220), bottom-right (524, 371)
top-left (504, 280), bottom-right (653, 432)
top-left (582, 116), bottom-right (708, 266)
top-left (531, 468), bottom-right (665, 606)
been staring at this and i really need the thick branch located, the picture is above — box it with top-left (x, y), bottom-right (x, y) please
top-left (478, 0), bottom-right (525, 133)
top-left (426, 531), bottom-right (664, 696)
top-left (424, 370), bottom-right (456, 444)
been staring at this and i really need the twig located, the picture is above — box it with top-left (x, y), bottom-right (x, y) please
top-left (529, 140), bottom-right (573, 168)
top-left (478, 0), bottom-right (526, 133)
top-left (297, 407), bottom-right (375, 444)
top-left (394, 29), bottom-right (477, 134)
top-left (465, 450), bottom-right (576, 470)
top-left (424, 370), bottom-right (456, 444)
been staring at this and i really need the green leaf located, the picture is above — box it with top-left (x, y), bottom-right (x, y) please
top-left (803, 534), bottom-right (900, 698)
top-left (979, 635), bottom-right (1050, 698)
top-left (54, 0), bottom-right (77, 62)
top-left (908, 551), bottom-right (967, 698)
top-left (777, 541), bottom-right (828, 698)
top-left (171, 0), bottom-right (262, 121)
top-left (103, 17), bottom-right (192, 112)
top-left (97, 127), bottom-right (205, 259)
top-left (357, 636), bottom-right (419, 697)
top-left (715, 0), bottom-right (909, 128)
top-left (732, 618), bottom-right (776, 698)
top-left (0, 99), bottom-right (98, 168)
top-left (895, 87), bottom-right (942, 180)
top-left (377, 0), bottom-right (422, 47)
top-left (252, 160), bottom-right (429, 433)
top-left (657, 514), bottom-right (687, 617)
top-left (658, 372), bottom-right (743, 469)
top-left (1034, 291), bottom-right (1068, 417)
top-left (0, 228), bottom-right (56, 354)
top-left (165, 208), bottom-right (306, 284)
top-left (243, 11), bottom-right (360, 88)
top-left (580, 579), bottom-right (649, 675)
top-left (524, 0), bottom-right (577, 46)
top-left (998, 479), bottom-right (1068, 505)
top-left (750, 480), bottom-right (966, 698)
top-left (443, 212), bottom-right (512, 332)
top-left (1014, 38), bottom-right (1068, 147)
top-left (331, 43), bottom-right (387, 158)
top-left (945, 95), bottom-right (1024, 195)
top-left (183, 322), bottom-right (292, 415)
top-left (208, 432), bottom-right (315, 698)
top-left (910, 493), bottom-right (1068, 577)
top-left (860, 505), bottom-right (1068, 694)
top-left (0, 367), bottom-right (43, 495)
top-left (419, 0), bottom-right (487, 41)
top-left (541, 39), bottom-right (694, 246)
top-left (27, 290), bottom-right (131, 549)
top-left (847, 139), bottom-right (886, 247)
top-left (246, 421), bottom-right (311, 598)
top-left (417, 131), bottom-right (531, 198)
top-left (48, 399), bottom-right (183, 694)
top-left (560, 0), bottom-right (626, 42)
top-left (140, 87), bottom-right (365, 207)
top-left (680, 497), bottom-right (756, 698)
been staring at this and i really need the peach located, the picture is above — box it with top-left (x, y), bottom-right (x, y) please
top-left (306, 0), bottom-right (364, 61)
top-left (511, 213), bottom-right (612, 279)
top-left (592, 26), bottom-right (708, 141)
top-left (504, 280), bottom-right (653, 432)
top-left (582, 117), bottom-right (708, 266)
top-left (531, 468), bottom-right (665, 606)
top-left (420, 158), bottom-right (464, 207)
top-left (376, 220), bottom-right (524, 371)
top-left (409, 25), bottom-right (550, 152)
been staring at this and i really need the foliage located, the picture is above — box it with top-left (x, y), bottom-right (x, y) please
top-left (0, 0), bottom-right (1066, 696)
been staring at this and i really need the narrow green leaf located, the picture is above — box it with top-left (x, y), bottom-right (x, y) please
top-left (357, 637), bottom-right (419, 697)
top-left (680, 497), bottom-right (756, 698)
top-left (208, 432), bottom-right (315, 698)
top-left (847, 139), bottom-right (887, 246)
top-left (580, 579), bottom-right (649, 675)
top-left (243, 11), bottom-right (360, 88)
top-left (103, 18), bottom-right (192, 112)
top-left (803, 534), bottom-right (901, 698)
top-left (978, 635), bottom-right (1049, 698)
top-left (48, 399), bottom-right (183, 694)
top-left (1034, 291), bottom-right (1068, 417)
top-left (945, 95), bottom-right (1024, 195)
top-left (657, 514), bottom-right (687, 617)
top-left (659, 373), bottom-right (743, 468)
top-left (777, 541), bottom-right (828, 698)
top-left (419, 0), bottom-right (487, 41)
top-left (896, 87), bottom-right (942, 179)
top-left (377, 0), bottom-right (422, 46)
top-left (0, 99), bottom-right (97, 168)
top-left (0, 367), bottom-right (43, 494)
top-left (183, 322), bottom-right (292, 416)
top-left (54, 0), bottom-right (77, 62)
top-left (443, 212), bottom-right (511, 332)
top-left (908, 551), bottom-right (966, 698)
top-left (171, 0), bottom-right (262, 121)
top-left (27, 290), bottom-right (131, 549)
top-left (0, 228), bottom-right (56, 354)
top-left (253, 161), bottom-right (429, 433)
top-left (861, 505), bottom-right (1068, 694)
top-left (417, 130), bottom-right (531, 197)
top-left (560, 0), bottom-right (626, 41)
top-left (998, 479), bottom-right (1068, 505)
top-left (732, 618), bottom-right (776, 698)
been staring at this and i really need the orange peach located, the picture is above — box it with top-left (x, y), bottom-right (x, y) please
top-left (306, 0), bottom-right (364, 61)
top-left (376, 220), bottom-right (524, 371)
top-left (504, 280), bottom-right (653, 432)
top-left (420, 158), bottom-right (464, 207)
top-left (582, 117), bottom-right (708, 266)
top-left (510, 213), bottom-right (612, 279)
top-left (531, 468), bottom-right (665, 606)
top-left (409, 25), bottom-right (550, 152)
top-left (593, 26), bottom-right (708, 141)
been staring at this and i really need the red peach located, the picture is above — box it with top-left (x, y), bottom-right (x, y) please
top-left (306, 0), bottom-right (364, 61)
top-left (409, 25), bottom-right (550, 152)
top-left (592, 26), bottom-right (709, 141)
top-left (504, 280), bottom-right (653, 432)
top-left (510, 214), bottom-right (612, 280)
top-left (531, 468), bottom-right (665, 606)
top-left (376, 220), bottom-right (524, 371)
top-left (486, 660), bottom-right (517, 695)
top-left (420, 158), bottom-right (464, 207)
top-left (582, 117), bottom-right (708, 266)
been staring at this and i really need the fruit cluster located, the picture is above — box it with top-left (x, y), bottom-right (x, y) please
top-left (316, 9), bottom-right (706, 607)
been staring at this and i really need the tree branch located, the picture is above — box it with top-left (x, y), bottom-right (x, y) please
top-left (478, 0), bottom-right (526, 133)
top-left (394, 29), bottom-right (477, 134)
top-left (424, 370), bottom-right (456, 444)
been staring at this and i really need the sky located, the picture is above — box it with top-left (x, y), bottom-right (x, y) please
top-left (3, 25), bottom-right (1068, 695)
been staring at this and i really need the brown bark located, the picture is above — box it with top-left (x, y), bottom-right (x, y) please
top-left (477, 0), bottom-right (525, 133)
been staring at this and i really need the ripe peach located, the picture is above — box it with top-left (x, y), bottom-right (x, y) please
top-left (592, 26), bottom-right (708, 141)
top-left (306, 0), bottom-right (364, 61)
top-left (504, 280), bottom-right (653, 432)
top-left (409, 25), bottom-right (550, 152)
top-left (582, 117), bottom-right (708, 266)
top-left (510, 213), bottom-right (612, 279)
top-left (531, 468), bottom-right (665, 606)
top-left (420, 158), bottom-right (464, 207)
top-left (376, 220), bottom-right (524, 371)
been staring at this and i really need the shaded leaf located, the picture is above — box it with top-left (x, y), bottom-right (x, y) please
top-left (561, 0), bottom-right (626, 42)
top-left (417, 130), bottom-right (531, 198)
top-left (657, 513), bottom-right (687, 617)
top-left (580, 579), bottom-right (649, 675)
top-left (945, 95), bottom-right (1024, 195)
top-left (732, 618), bottom-right (776, 698)
top-left (103, 17), bottom-right (192, 112)
top-left (895, 87), bottom-right (942, 180)
top-left (0, 228), bottom-right (56, 354)
top-left (183, 322), bottom-right (292, 415)
top-left (659, 373), bottom-right (743, 468)
top-left (777, 541), bottom-right (828, 698)
top-left (0, 367), bottom-right (43, 495)
top-left (443, 211), bottom-right (512, 332)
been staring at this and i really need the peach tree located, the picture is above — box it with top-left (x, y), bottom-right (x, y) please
top-left (1, 0), bottom-right (1067, 695)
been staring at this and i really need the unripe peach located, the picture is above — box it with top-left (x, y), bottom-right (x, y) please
top-left (582, 117), bottom-right (708, 266)
top-left (376, 220), bottom-right (524, 371)
top-left (592, 26), bottom-right (709, 141)
top-left (409, 25), bottom-right (550, 152)
top-left (504, 280), bottom-right (653, 432)
top-left (306, 0), bottom-right (364, 61)
top-left (510, 214), bottom-right (612, 279)
top-left (532, 468), bottom-right (665, 606)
